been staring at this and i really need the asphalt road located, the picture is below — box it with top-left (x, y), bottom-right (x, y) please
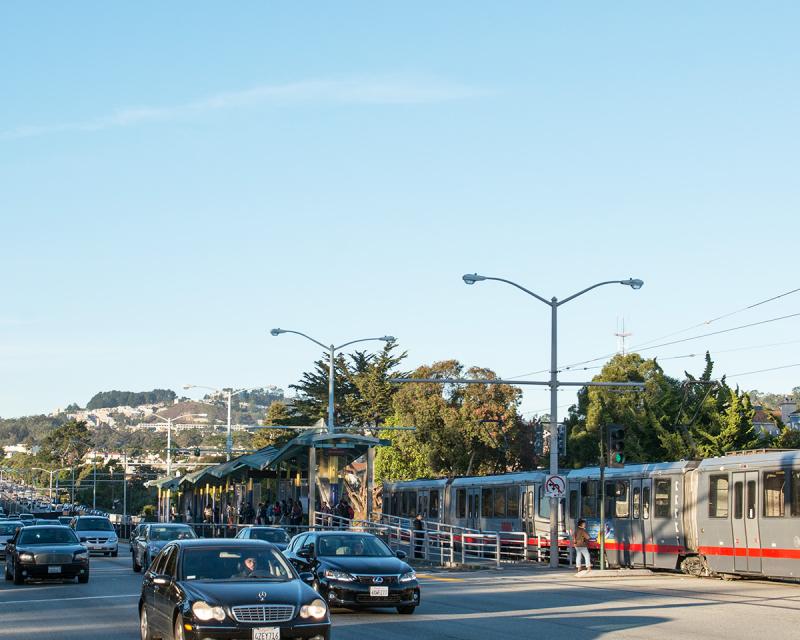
top-left (1, 556), bottom-right (800, 639)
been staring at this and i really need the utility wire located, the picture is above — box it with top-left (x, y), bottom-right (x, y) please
top-left (728, 363), bottom-right (800, 378)
top-left (510, 287), bottom-right (800, 379)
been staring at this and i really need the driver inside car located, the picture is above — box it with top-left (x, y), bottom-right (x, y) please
top-left (237, 556), bottom-right (258, 578)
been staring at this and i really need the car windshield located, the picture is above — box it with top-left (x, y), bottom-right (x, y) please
top-left (0, 523), bottom-right (21, 535)
top-left (317, 535), bottom-right (394, 557)
top-left (76, 518), bottom-right (114, 531)
top-left (149, 526), bottom-right (196, 541)
top-left (19, 528), bottom-right (78, 545)
top-left (249, 528), bottom-right (290, 543)
top-left (181, 547), bottom-right (294, 582)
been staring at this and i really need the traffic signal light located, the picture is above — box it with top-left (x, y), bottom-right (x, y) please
top-left (193, 448), bottom-right (201, 457)
top-left (607, 423), bottom-right (626, 467)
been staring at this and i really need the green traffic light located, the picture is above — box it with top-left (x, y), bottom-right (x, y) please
top-left (614, 453), bottom-right (623, 463)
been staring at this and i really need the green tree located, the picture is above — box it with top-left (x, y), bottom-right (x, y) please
top-left (39, 419), bottom-right (92, 467)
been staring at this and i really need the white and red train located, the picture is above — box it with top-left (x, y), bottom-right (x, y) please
top-left (382, 449), bottom-right (800, 579)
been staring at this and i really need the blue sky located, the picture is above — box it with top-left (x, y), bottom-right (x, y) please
top-left (2, 2), bottom-right (799, 418)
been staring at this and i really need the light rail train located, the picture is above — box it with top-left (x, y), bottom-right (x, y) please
top-left (382, 449), bottom-right (800, 579)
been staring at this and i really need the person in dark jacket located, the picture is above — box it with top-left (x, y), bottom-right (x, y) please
top-left (413, 513), bottom-right (425, 559)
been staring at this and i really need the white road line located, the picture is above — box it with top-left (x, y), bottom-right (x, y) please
top-left (0, 593), bottom-right (139, 605)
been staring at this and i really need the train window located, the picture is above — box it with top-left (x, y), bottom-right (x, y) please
top-left (527, 490), bottom-right (535, 519)
top-left (642, 486), bottom-right (650, 519)
top-left (763, 471), bottom-right (785, 517)
top-left (632, 487), bottom-right (641, 519)
top-left (430, 490), bottom-right (440, 519)
top-left (481, 488), bottom-right (493, 518)
top-left (733, 481), bottom-right (743, 519)
top-left (654, 479), bottom-right (671, 518)
top-left (494, 488), bottom-right (507, 518)
top-left (581, 481), bottom-right (598, 518)
top-left (456, 489), bottom-right (466, 518)
top-left (507, 488), bottom-right (520, 519)
top-left (709, 475), bottom-right (729, 518)
top-left (792, 471), bottom-right (800, 517)
top-left (538, 485), bottom-right (550, 518)
top-left (417, 495), bottom-right (428, 518)
top-left (569, 490), bottom-right (578, 519)
top-left (614, 481), bottom-right (630, 518)
top-left (746, 480), bottom-right (756, 519)
top-left (392, 493), bottom-right (398, 515)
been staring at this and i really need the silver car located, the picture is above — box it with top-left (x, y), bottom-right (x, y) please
top-left (0, 521), bottom-right (23, 560)
top-left (70, 516), bottom-right (119, 556)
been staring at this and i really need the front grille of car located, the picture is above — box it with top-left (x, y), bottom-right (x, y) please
top-left (354, 575), bottom-right (398, 585)
top-left (355, 594), bottom-right (403, 603)
top-left (34, 553), bottom-right (73, 564)
top-left (231, 605), bottom-right (295, 623)
top-left (84, 537), bottom-right (109, 544)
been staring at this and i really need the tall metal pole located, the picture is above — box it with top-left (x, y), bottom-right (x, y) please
top-left (167, 417), bottom-right (172, 477)
top-left (92, 453), bottom-right (97, 509)
top-left (328, 345), bottom-right (336, 433)
top-left (226, 391), bottom-right (233, 462)
top-left (123, 451), bottom-right (128, 523)
top-left (549, 299), bottom-right (559, 568)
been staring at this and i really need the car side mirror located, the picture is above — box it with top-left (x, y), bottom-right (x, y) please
top-left (299, 572), bottom-right (315, 586)
top-left (297, 545), bottom-right (314, 560)
top-left (395, 550), bottom-right (407, 560)
top-left (152, 574), bottom-right (171, 586)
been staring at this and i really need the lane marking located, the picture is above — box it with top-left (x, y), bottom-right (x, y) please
top-left (416, 574), bottom-right (465, 582)
top-left (0, 593), bottom-right (138, 605)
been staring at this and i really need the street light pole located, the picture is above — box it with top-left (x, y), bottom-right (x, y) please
top-left (463, 274), bottom-right (643, 568)
top-left (270, 329), bottom-right (395, 433)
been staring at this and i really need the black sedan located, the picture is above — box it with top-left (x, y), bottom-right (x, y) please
top-left (234, 527), bottom-right (291, 551)
top-left (139, 539), bottom-right (330, 640)
top-left (4, 525), bottom-right (89, 584)
top-left (284, 531), bottom-right (420, 614)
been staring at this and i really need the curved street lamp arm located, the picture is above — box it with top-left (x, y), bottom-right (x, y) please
top-left (480, 276), bottom-right (552, 306)
top-left (275, 329), bottom-right (329, 351)
top-left (558, 280), bottom-right (630, 306)
top-left (334, 337), bottom-right (392, 350)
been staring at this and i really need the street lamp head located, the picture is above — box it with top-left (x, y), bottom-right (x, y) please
top-left (462, 273), bottom-right (486, 285)
top-left (270, 328), bottom-right (284, 336)
top-left (379, 336), bottom-right (395, 342)
top-left (182, 384), bottom-right (193, 390)
top-left (623, 278), bottom-right (644, 290)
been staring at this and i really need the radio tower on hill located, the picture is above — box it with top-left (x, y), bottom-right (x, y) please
top-left (615, 317), bottom-right (632, 355)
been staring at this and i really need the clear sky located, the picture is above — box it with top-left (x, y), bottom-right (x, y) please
top-left (2, 2), bottom-right (798, 419)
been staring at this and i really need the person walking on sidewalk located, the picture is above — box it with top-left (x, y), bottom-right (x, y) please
top-left (574, 519), bottom-right (592, 573)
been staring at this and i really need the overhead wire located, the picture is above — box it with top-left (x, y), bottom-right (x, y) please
top-left (508, 286), bottom-right (800, 379)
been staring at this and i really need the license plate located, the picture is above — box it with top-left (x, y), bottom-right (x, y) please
top-left (369, 586), bottom-right (389, 597)
top-left (48, 566), bottom-right (61, 574)
top-left (253, 628), bottom-right (280, 640)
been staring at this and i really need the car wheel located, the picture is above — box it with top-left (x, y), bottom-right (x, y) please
top-left (4, 562), bottom-right (11, 581)
top-left (397, 605), bottom-right (416, 615)
top-left (13, 563), bottom-right (24, 585)
top-left (78, 572), bottom-right (89, 584)
top-left (139, 605), bottom-right (153, 640)
top-left (132, 553), bottom-right (142, 573)
top-left (173, 614), bottom-right (185, 640)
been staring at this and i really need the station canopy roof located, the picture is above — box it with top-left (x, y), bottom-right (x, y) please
top-left (174, 422), bottom-right (382, 487)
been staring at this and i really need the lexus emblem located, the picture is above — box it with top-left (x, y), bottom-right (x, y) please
top-left (258, 591), bottom-right (267, 602)
top-left (373, 577), bottom-right (383, 584)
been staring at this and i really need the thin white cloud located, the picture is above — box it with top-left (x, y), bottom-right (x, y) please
top-left (1, 76), bottom-right (484, 140)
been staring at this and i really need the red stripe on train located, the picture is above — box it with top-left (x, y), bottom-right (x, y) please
top-left (699, 546), bottom-right (800, 560)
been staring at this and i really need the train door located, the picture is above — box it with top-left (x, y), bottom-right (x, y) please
top-left (466, 487), bottom-right (481, 529)
top-left (731, 471), bottom-right (762, 573)
top-left (629, 479), bottom-right (646, 567)
top-left (641, 480), bottom-right (653, 566)
top-left (417, 490), bottom-right (429, 519)
top-left (522, 485), bottom-right (536, 537)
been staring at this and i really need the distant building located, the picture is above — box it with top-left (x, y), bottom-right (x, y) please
top-left (779, 397), bottom-right (799, 430)
top-left (752, 405), bottom-right (780, 436)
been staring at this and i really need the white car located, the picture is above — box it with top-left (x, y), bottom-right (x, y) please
top-left (70, 516), bottom-right (119, 556)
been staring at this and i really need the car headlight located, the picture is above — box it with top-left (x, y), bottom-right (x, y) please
top-left (323, 569), bottom-right (355, 582)
top-left (108, 536), bottom-right (118, 543)
top-left (399, 570), bottom-right (417, 583)
top-left (191, 601), bottom-right (226, 622)
top-left (73, 551), bottom-right (89, 561)
top-left (19, 553), bottom-right (34, 563)
top-left (299, 598), bottom-right (327, 619)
